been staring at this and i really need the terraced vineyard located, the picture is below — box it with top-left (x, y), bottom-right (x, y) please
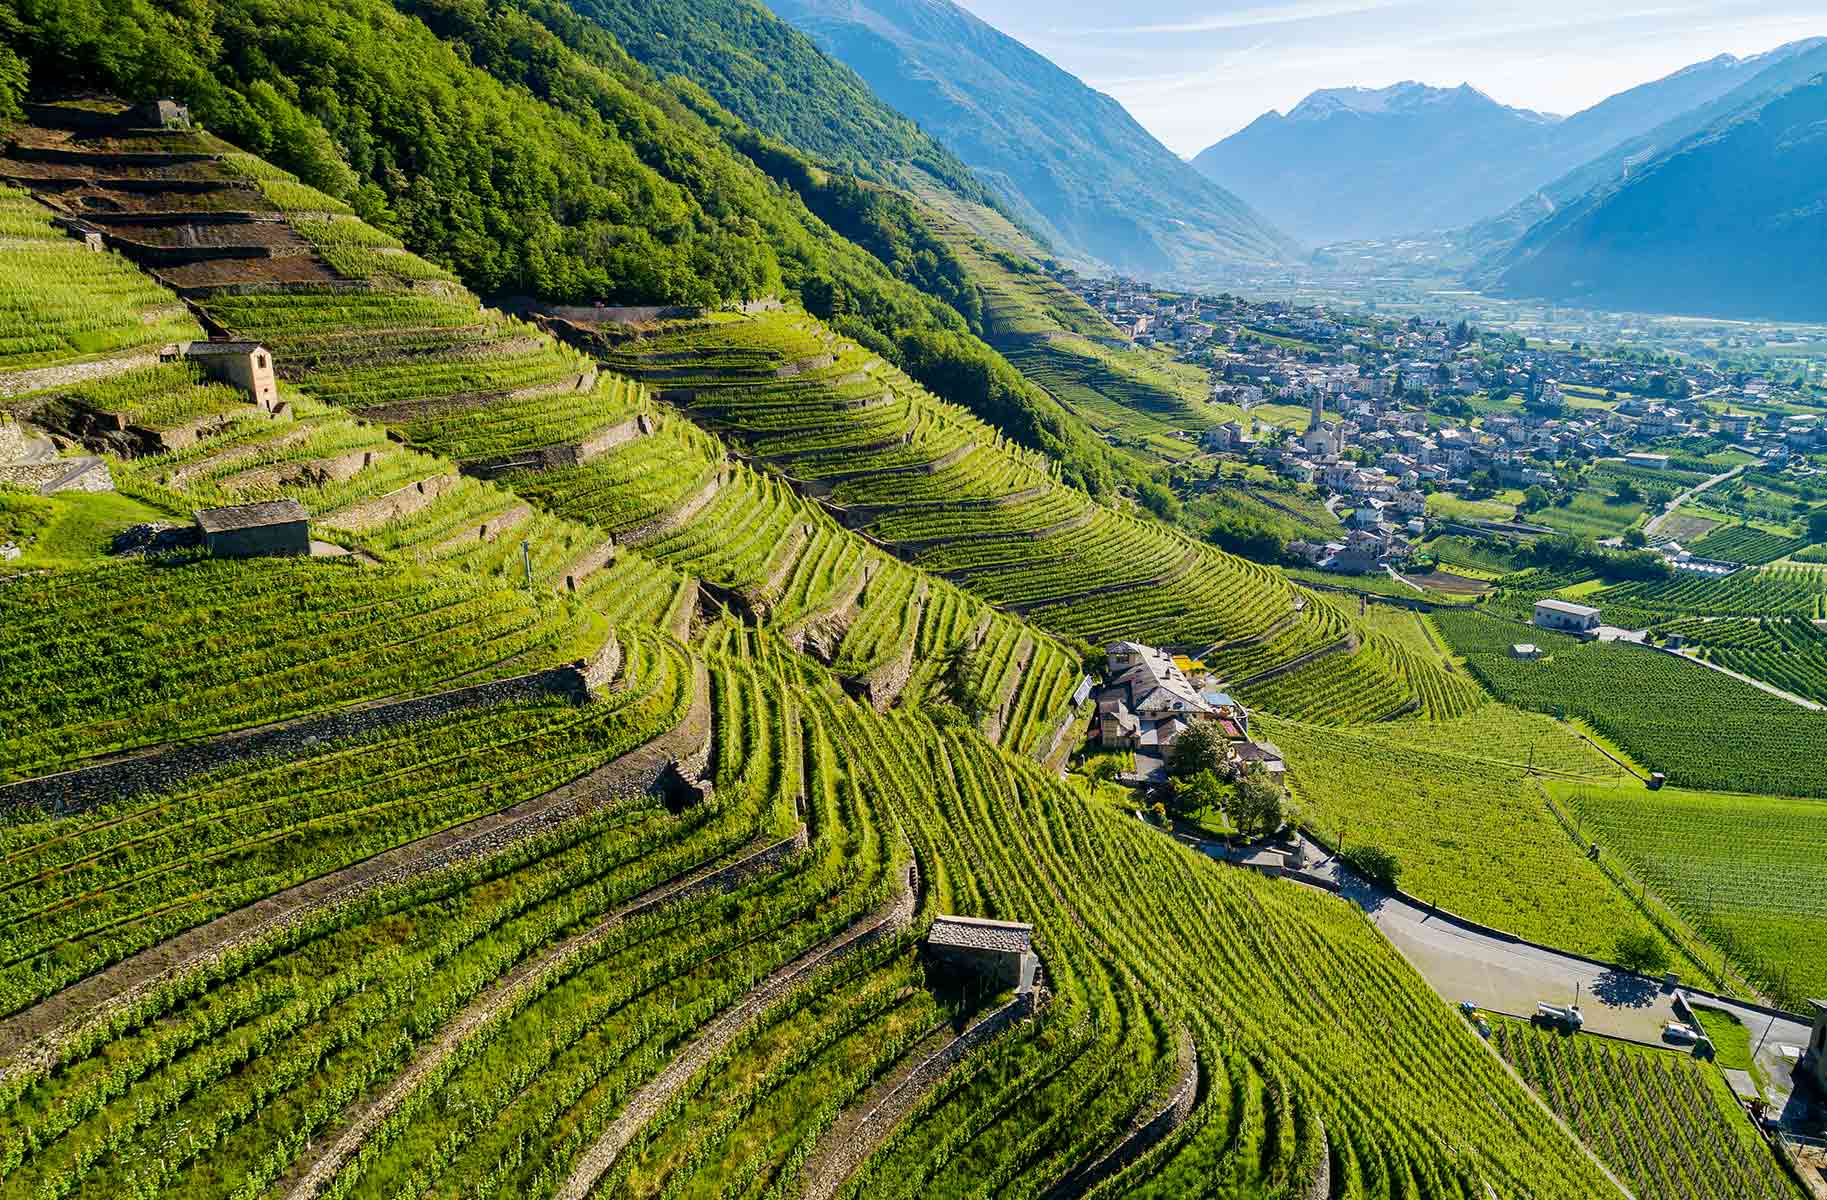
top-left (1593, 563), bottom-right (1827, 623)
top-left (1435, 608), bottom-right (1827, 797)
top-left (0, 186), bottom-right (201, 374)
top-left (1686, 524), bottom-right (1809, 565)
top-left (1658, 616), bottom-right (1827, 704)
top-left (0, 101), bottom-right (1756, 1199)
top-left (1492, 1019), bottom-right (1801, 1200)
top-left (578, 310), bottom-right (1474, 724)
top-left (1551, 781), bottom-right (1827, 1006)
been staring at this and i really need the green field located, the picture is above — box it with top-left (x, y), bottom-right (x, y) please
top-left (1549, 781), bottom-right (1827, 1006)
top-left (1434, 609), bottom-right (1827, 798)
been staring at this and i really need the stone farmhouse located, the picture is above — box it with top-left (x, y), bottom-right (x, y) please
top-left (1534, 599), bottom-right (1602, 634)
top-left (926, 915), bottom-right (1039, 995)
top-left (194, 499), bottom-right (311, 558)
top-left (1094, 642), bottom-right (1281, 781)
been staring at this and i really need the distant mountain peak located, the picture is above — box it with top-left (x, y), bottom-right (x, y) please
top-left (1283, 81), bottom-right (1557, 124)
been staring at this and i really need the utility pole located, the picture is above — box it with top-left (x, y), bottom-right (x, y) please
top-left (521, 539), bottom-right (532, 588)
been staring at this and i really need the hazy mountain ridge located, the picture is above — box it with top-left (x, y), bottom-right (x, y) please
top-left (1485, 70), bottom-right (1827, 321)
top-left (1195, 44), bottom-right (1819, 247)
top-left (765, 0), bottom-right (1300, 281)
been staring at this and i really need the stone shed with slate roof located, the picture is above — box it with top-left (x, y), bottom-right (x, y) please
top-left (926, 915), bottom-right (1039, 994)
top-left (195, 499), bottom-right (310, 558)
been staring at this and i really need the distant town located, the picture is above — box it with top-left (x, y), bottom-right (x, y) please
top-left (1056, 268), bottom-right (1827, 578)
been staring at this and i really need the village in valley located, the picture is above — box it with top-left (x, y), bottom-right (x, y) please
top-left (1055, 269), bottom-right (1827, 584)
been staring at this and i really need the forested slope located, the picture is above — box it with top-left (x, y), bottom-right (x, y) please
top-left (1, 0), bottom-right (1131, 495)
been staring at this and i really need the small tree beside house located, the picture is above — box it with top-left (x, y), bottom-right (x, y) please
top-left (1167, 720), bottom-right (1227, 778)
top-left (1229, 763), bottom-right (1284, 838)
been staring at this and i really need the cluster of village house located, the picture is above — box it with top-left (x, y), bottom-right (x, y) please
top-left (1091, 642), bottom-right (1283, 784)
top-left (1059, 274), bottom-right (1823, 576)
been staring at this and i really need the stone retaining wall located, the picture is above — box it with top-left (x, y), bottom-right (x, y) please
top-left (1043, 1024), bottom-right (1198, 1199)
top-left (3, 639), bottom-right (620, 817)
top-left (461, 414), bottom-right (648, 479)
top-left (322, 474), bottom-right (461, 533)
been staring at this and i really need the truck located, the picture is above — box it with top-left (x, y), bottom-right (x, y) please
top-left (1535, 1002), bottom-right (1584, 1031)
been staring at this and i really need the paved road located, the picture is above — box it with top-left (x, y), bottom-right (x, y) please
top-left (1174, 823), bottom-right (1819, 1126)
top-left (1324, 864), bottom-right (1816, 1123)
top-left (1644, 464), bottom-right (1744, 540)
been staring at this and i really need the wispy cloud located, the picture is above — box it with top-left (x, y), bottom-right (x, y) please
top-left (1067, 0), bottom-right (1405, 37)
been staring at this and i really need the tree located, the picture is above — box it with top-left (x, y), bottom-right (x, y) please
top-left (1809, 509), bottom-right (1827, 543)
top-left (1612, 478), bottom-right (1643, 505)
top-left (1339, 845), bottom-right (1401, 888)
top-left (1168, 721), bottom-right (1227, 778)
top-left (1520, 485), bottom-right (1550, 513)
top-left (1138, 481), bottom-right (1181, 523)
top-left (1229, 764), bottom-right (1283, 837)
top-left (1614, 929), bottom-right (1672, 976)
top-left (1169, 769), bottom-right (1226, 819)
top-left (1623, 528), bottom-right (1648, 549)
top-left (943, 638), bottom-right (992, 726)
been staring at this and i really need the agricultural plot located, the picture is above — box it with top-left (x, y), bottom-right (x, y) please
top-left (1551, 781), bottom-right (1827, 1006)
top-left (1434, 609), bottom-right (1827, 797)
top-left (1492, 1019), bottom-right (1800, 1200)
top-left (0, 187), bottom-right (202, 371)
top-left (0, 631), bottom-right (693, 1012)
top-left (0, 558), bottom-right (587, 779)
top-left (1659, 616), bottom-right (1827, 705)
top-left (1262, 715), bottom-right (1649, 957)
top-left (1594, 564), bottom-right (1827, 622)
top-left (1687, 524), bottom-right (1809, 565)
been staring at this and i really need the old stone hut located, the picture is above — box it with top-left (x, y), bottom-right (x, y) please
top-left (195, 499), bottom-right (311, 558)
top-left (926, 915), bottom-right (1039, 994)
top-left (167, 341), bottom-right (280, 411)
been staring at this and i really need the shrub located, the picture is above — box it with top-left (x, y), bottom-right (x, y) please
top-left (1340, 844), bottom-right (1402, 888)
top-left (1614, 929), bottom-right (1671, 976)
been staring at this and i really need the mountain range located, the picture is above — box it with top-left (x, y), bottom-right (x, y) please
top-left (1484, 71), bottom-right (1827, 321)
top-left (1192, 46), bottom-right (1807, 246)
top-left (764, 0), bottom-right (1299, 280)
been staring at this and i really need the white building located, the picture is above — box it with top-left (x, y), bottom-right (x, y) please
top-left (1534, 599), bottom-right (1601, 633)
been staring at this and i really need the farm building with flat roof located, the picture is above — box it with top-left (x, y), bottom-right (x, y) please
top-left (195, 499), bottom-right (310, 558)
top-left (1534, 599), bottom-right (1601, 633)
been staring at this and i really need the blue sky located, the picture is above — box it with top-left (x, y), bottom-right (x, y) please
top-left (951, 1), bottom-right (1826, 154)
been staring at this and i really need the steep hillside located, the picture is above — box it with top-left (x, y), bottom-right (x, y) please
top-left (1194, 83), bottom-right (1567, 244)
top-left (0, 106), bottom-right (1631, 1200)
top-left (546, 0), bottom-right (1002, 212)
top-left (766, 0), bottom-right (1299, 278)
top-left (3, 0), bottom-right (1139, 496)
top-left (1487, 73), bottom-right (1827, 321)
top-left (1462, 38), bottom-right (1827, 264)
